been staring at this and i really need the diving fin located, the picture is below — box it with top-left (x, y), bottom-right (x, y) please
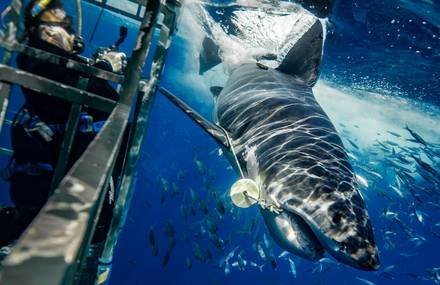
top-left (276, 20), bottom-right (323, 86)
top-left (199, 36), bottom-right (222, 75)
top-left (159, 87), bottom-right (229, 148)
top-left (209, 86), bottom-right (223, 98)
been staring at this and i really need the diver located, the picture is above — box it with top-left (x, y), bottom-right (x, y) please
top-left (0, 0), bottom-right (127, 248)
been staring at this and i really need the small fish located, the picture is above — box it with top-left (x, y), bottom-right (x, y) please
top-left (408, 236), bottom-right (426, 247)
top-left (347, 152), bottom-right (358, 161)
top-left (186, 257), bottom-right (192, 269)
top-left (278, 251), bottom-right (289, 259)
top-left (215, 198), bottom-right (226, 216)
top-left (365, 169), bottom-right (383, 180)
top-left (395, 154), bottom-right (411, 165)
top-left (198, 198), bottom-right (209, 215)
top-left (384, 140), bottom-right (399, 147)
top-left (237, 252), bottom-right (246, 271)
top-left (412, 205), bottom-right (425, 224)
top-left (356, 174), bottom-right (369, 188)
top-left (169, 236), bottom-right (177, 250)
top-left (269, 256), bottom-right (277, 270)
top-left (431, 230), bottom-right (440, 239)
top-left (387, 131), bottom-right (401, 138)
top-left (165, 220), bottom-right (176, 239)
top-left (193, 242), bottom-right (207, 263)
top-left (194, 157), bottom-right (206, 175)
top-left (224, 261), bottom-right (231, 276)
top-left (151, 244), bottom-right (159, 257)
top-left (148, 227), bottom-right (159, 256)
top-left (399, 252), bottom-right (418, 257)
top-left (208, 232), bottom-right (225, 249)
top-left (248, 217), bottom-right (258, 232)
top-left (356, 277), bottom-right (375, 285)
top-left (180, 205), bottom-right (188, 220)
top-left (257, 242), bottom-right (266, 260)
top-left (382, 265), bottom-right (396, 273)
top-left (225, 246), bottom-right (239, 263)
top-left (249, 261), bottom-right (264, 272)
top-left (398, 171), bottom-right (416, 184)
top-left (206, 216), bottom-right (218, 234)
top-left (312, 263), bottom-right (324, 274)
top-left (171, 182), bottom-right (180, 199)
top-left (412, 155), bottom-right (439, 178)
top-left (190, 206), bottom-right (197, 216)
top-left (389, 185), bottom-right (404, 198)
top-left (177, 170), bottom-right (186, 180)
top-left (160, 191), bottom-right (167, 204)
top-left (405, 125), bottom-right (427, 146)
top-left (205, 248), bottom-right (213, 260)
top-left (263, 233), bottom-right (271, 249)
top-left (417, 167), bottom-right (438, 184)
top-left (347, 139), bottom-right (360, 150)
top-left (160, 177), bottom-right (169, 192)
top-left (378, 265), bottom-right (396, 279)
top-left (162, 248), bottom-right (173, 267)
top-left (189, 188), bottom-right (198, 202)
top-left (288, 257), bottom-right (297, 278)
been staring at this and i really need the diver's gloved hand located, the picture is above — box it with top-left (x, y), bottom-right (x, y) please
top-left (72, 35), bottom-right (85, 54)
top-left (93, 47), bottom-right (127, 73)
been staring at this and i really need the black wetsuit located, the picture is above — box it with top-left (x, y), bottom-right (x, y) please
top-left (0, 39), bottom-right (118, 247)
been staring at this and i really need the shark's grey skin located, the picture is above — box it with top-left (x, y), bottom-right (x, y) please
top-left (214, 64), bottom-right (380, 270)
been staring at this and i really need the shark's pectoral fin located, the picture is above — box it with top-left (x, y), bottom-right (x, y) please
top-left (276, 20), bottom-right (323, 86)
top-left (159, 87), bottom-right (229, 148)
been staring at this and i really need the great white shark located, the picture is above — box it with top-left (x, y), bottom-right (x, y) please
top-left (160, 0), bottom-right (380, 271)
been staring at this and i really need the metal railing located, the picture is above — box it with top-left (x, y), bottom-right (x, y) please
top-left (94, 3), bottom-right (180, 283)
top-left (0, 0), bottom-right (181, 284)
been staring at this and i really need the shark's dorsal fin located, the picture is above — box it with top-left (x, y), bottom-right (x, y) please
top-left (159, 87), bottom-right (229, 148)
top-left (276, 20), bottom-right (323, 86)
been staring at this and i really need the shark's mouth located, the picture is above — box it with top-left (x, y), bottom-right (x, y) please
top-left (260, 207), bottom-right (324, 261)
top-left (262, 206), bottom-right (380, 271)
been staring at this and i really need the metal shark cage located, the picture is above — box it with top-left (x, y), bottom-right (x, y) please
top-left (0, 0), bottom-right (180, 284)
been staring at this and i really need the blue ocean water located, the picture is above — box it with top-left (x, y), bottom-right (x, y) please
top-left (1, 1), bottom-right (440, 285)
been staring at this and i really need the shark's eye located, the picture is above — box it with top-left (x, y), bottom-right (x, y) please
top-left (332, 213), bottom-right (342, 224)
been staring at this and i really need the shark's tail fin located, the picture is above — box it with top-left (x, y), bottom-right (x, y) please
top-left (198, 2), bottom-right (332, 85)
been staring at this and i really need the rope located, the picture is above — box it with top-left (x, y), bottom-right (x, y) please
top-left (89, 0), bottom-right (106, 43)
top-left (216, 124), bottom-right (245, 178)
top-left (76, 0), bottom-right (82, 36)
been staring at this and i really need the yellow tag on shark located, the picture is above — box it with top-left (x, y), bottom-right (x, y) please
top-left (230, 178), bottom-right (260, 208)
top-left (98, 268), bottom-right (110, 285)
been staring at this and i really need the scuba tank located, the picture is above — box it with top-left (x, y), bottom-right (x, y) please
top-left (31, 0), bottom-right (52, 17)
